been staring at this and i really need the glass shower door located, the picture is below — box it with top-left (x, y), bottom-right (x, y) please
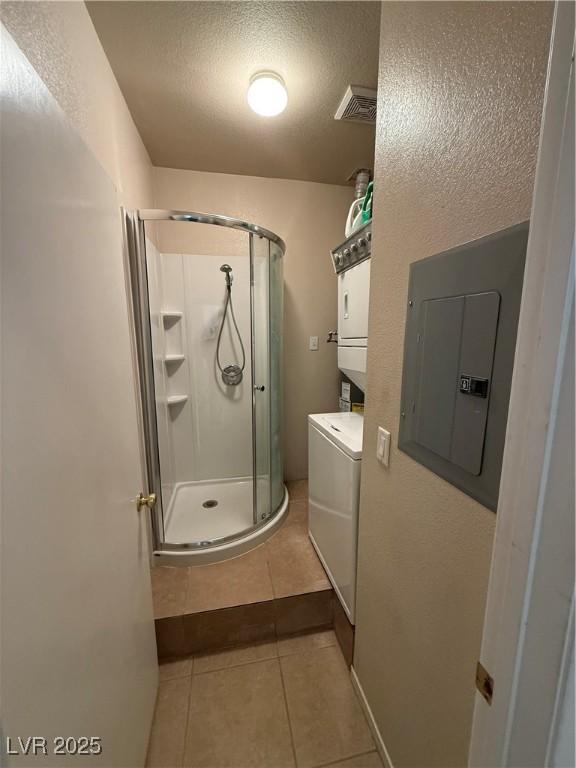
top-left (250, 234), bottom-right (271, 523)
top-left (269, 241), bottom-right (284, 513)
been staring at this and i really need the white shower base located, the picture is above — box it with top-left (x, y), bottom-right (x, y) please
top-left (156, 477), bottom-right (289, 565)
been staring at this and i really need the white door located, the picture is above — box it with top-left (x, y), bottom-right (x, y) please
top-left (0, 27), bottom-right (157, 767)
top-left (338, 259), bottom-right (371, 343)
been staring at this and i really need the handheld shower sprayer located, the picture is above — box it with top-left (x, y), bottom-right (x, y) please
top-left (216, 264), bottom-right (245, 385)
top-left (220, 264), bottom-right (233, 288)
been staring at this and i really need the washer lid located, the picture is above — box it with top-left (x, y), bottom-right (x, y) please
top-left (308, 412), bottom-right (364, 459)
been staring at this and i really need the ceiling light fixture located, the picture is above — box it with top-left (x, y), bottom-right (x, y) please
top-left (247, 72), bottom-right (287, 117)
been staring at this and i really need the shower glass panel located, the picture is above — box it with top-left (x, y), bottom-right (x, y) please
top-left (251, 234), bottom-right (271, 524)
top-left (126, 209), bottom-right (287, 562)
top-left (269, 241), bottom-right (284, 513)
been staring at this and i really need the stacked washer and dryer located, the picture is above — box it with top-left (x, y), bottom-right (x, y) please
top-left (308, 220), bottom-right (371, 624)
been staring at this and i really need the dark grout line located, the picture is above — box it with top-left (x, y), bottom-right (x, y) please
top-left (277, 654), bottom-right (300, 768)
top-left (311, 749), bottom-right (380, 768)
top-left (183, 566), bottom-right (191, 616)
top-left (158, 670), bottom-right (193, 682)
top-left (192, 653), bottom-right (280, 677)
top-left (179, 670), bottom-right (194, 768)
top-left (265, 549), bottom-right (280, 599)
top-left (185, 631), bottom-right (339, 677)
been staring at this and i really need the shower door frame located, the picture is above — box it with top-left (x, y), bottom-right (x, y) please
top-left (125, 209), bottom-right (286, 553)
top-left (250, 232), bottom-right (273, 527)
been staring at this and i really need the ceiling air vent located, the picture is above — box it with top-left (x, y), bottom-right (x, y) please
top-left (334, 85), bottom-right (377, 125)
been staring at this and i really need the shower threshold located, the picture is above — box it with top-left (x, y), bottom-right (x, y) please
top-left (158, 478), bottom-right (289, 565)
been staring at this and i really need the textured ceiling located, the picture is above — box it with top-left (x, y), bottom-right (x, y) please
top-left (86, 1), bottom-right (380, 184)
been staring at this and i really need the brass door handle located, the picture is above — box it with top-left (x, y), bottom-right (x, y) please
top-left (136, 492), bottom-right (157, 511)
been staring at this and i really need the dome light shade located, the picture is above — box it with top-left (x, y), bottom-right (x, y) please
top-left (247, 72), bottom-right (287, 117)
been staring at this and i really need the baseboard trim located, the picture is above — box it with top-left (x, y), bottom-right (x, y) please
top-left (351, 665), bottom-right (395, 768)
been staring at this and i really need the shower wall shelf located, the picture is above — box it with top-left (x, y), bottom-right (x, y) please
top-left (164, 354), bottom-right (185, 365)
top-left (161, 311), bottom-right (183, 325)
top-left (167, 395), bottom-right (188, 406)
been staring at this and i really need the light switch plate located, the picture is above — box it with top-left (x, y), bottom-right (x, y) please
top-left (377, 426), bottom-right (391, 466)
top-left (309, 335), bottom-right (319, 351)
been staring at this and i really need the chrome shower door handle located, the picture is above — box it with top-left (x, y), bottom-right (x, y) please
top-left (254, 385), bottom-right (266, 392)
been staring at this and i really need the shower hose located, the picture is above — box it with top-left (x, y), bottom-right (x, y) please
top-left (216, 279), bottom-right (246, 386)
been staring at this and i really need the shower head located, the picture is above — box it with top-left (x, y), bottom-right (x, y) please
top-left (220, 264), bottom-right (233, 287)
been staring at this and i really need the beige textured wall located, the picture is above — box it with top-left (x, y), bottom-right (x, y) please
top-left (0, 1), bottom-right (154, 209)
top-left (354, 3), bottom-right (552, 767)
top-left (153, 167), bottom-right (353, 481)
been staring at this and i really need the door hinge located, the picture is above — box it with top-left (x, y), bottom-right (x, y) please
top-left (476, 661), bottom-right (494, 705)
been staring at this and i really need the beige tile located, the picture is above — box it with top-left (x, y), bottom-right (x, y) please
top-left (281, 645), bottom-right (374, 768)
top-left (277, 629), bottom-right (336, 657)
top-left (186, 547), bottom-right (274, 613)
top-left (267, 524), bottom-right (330, 598)
top-left (146, 676), bottom-right (191, 768)
top-left (183, 659), bottom-right (295, 767)
top-left (152, 566), bottom-right (189, 619)
top-left (284, 500), bottom-right (308, 529)
top-left (267, 518), bottom-right (311, 549)
top-left (159, 655), bottom-right (194, 681)
top-left (287, 479), bottom-right (308, 500)
top-left (194, 640), bottom-right (278, 674)
top-left (275, 591), bottom-right (333, 637)
top-left (325, 752), bottom-right (384, 768)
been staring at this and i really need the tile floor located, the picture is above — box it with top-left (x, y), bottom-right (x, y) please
top-left (148, 630), bottom-right (382, 768)
top-left (152, 482), bottom-right (331, 619)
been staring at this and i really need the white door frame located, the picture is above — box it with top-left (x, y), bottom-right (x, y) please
top-left (469, 2), bottom-right (575, 765)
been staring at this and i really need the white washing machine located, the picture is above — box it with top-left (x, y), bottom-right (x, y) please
top-left (308, 411), bottom-right (363, 623)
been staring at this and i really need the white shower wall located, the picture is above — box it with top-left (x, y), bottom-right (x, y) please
top-left (179, 252), bottom-right (253, 481)
top-left (146, 246), bottom-right (253, 517)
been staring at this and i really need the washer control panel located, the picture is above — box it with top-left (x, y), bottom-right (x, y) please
top-left (331, 222), bottom-right (372, 274)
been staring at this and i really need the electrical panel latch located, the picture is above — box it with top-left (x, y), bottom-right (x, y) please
top-left (459, 375), bottom-right (489, 398)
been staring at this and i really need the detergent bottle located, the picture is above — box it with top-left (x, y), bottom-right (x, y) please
top-left (361, 181), bottom-right (373, 224)
top-left (345, 198), bottom-right (364, 237)
top-left (344, 170), bottom-right (372, 237)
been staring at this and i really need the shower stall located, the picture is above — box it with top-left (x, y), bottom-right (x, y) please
top-left (125, 210), bottom-right (288, 564)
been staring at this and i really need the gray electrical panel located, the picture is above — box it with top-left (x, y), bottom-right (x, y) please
top-left (398, 222), bottom-right (529, 511)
